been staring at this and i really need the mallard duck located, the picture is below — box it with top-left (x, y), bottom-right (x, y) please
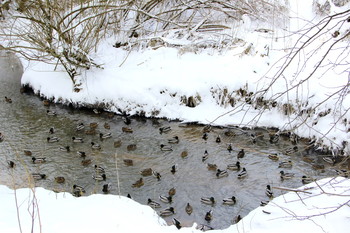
top-left (140, 168), bottom-right (152, 176)
top-left (172, 218), bottom-right (181, 230)
top-left (159, 207), bottom-right (175, 216)
top-left (171, 164), bottom-right (178, 174)
top-left (24, 150), bottom-right (32, 156)
top-left (185, 203), bottom-right (193, 215)
top-left (42, 99), bottom-right (50, 106)
top-left (205, 210), bottom-right (213, 222)
top-left (280, 170), bottom-right (295, 179)
top-left (93, 109), bottom-right (100, 114)
top-left (100, 132), bottom-right (112, 139)
top-left (59, 146), bottom-right (70, 152)
top-left (181, 150), bottom-right (188, 158)
top-left (260, 200), bottom-right (269, 206)
top-left (202, 150), bottom-right (209, 162)
top-left (301, 175), bottom-right (314, 184)
top-left (323, 156), bottom-right (336, 165)
top-left (201, 197), bottom-right (215, 205)
top-left (32, 157), bottom-right (46, 164)
top-left (89, 122), bottom-right (98, 129)
top-left (49, 127), bottom-right (55, 134)
top-left (168, 187), bottom-right (176, 196)
top-left (227, 143), bottom-right (233, 152)
top-left (122, 116), bottom-right (131, 125)
top-left (227, 161), bottom-right (240, 171)
top-left (160, 144), bottom-right (173, 151)
top-left (76, 123), bottom-right (85, 131)
top-left (159, 195), bottom-right (172, 203)
top-left (127, 193), bottom-right (132, 199)
top-left (132, 178), bottom-right (144, 187)
top-left (335, 169), bottom-right (350, 177)
top-left (268, 153), bottom-right (279, 161)
top-left (269, 133), bottom-right (279, 144)
top-left (114, 140), bottom-right (122, 148)
top-left (122, 127), bottom-right (133, 133)
top-left (152, 171), bottom-right (161, 181)
top-left (237, 167), bottom-right (247, 179)
top-left (55, 176), bottom-right (65, 183)
top-left (285, 146), bottom-right (298, 155)
top-left (216, 135), bottom-right (221, 143)
top-left (148, 198), bottom-right (161, 208)
top-left (32, 173), bottom-right (46, 180)
top-left (168, 136), bottom-right (179, 144)
top-left (250, 133), bottom-right (257, 143)
top-left (102, 183), bottom-right (111, 193)
top-left (278, 160), bottom-right (293, 168)
top-left (85, 129), bottom-right (96, 135)
top-left (159, 126), bottom-right (171, 134)
top-left (223, 196), bottom-right (236, 205)
top-left (103, 122), bottom-right (110, 129)
top-left (91, 142), bottom-right (101, 150)
top-left (207, 163), bottom-right (217, 171)
top-left (7, 160), bottom-right (15, 168)
top-left (126, 144), bottom-right (137, 151)
top-left (202, 133), bottom-right (208, 140)
top-left (123, 159), bottom-right (133, 166)
top-left (5, 96), bottom-right (12, 103)
top-left (196, 224), bottom-right (213, 231)
top-left (237, 149), bottom-right (245, 159)
top-left (72, 136), bottom-right (84, 143)
top-left (77, 151), bottom-right (86, 158)
top-left (73, 184), bottom-right (86, 197)
top-left (47, 136), bottom-right (59, 143)
top-left (203, 125), bottom-right (212, 133)
top-left (312, 163), bottom-right (325, 170)
top-left (233, 215), bottom-right (242, 223)
top-left (265, 185), bottom-right (273, 198)
top-left (93, 173), bottom-right (106, 181)
top-left (81, 159), bottom-right (92, 166)
top-left (216, 169), bottom-right (228, 178)
top-left (94, 165), bottom-right (105, 174)
top-left (46, 110), bottom-right (57, 116)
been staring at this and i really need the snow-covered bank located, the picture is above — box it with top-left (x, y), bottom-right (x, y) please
top-left (1, 177), bottom-right (349, 233)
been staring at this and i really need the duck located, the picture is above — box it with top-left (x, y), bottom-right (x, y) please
top-left (160, 144), bottom-right (173, 151)
top-left (32, 157), bottom-right (46, 164)
top-left (268, 153), bottom-right (279, 161)
top-left (285, 146), bottom-right (298, 155)
top-left (159, 207), bottom-right (175, 216)
top-left (265, 185), bottom-right (273, 198)
top-left (5, 96), bottom-right (12, 103)
top-left (127, 193), bottom-right (132, 199)
top-left (280, 170), bottom-right (295, 179)
top-left (85, 129), bottom-right (96, 135)
top-left (148, 198), bottom-right (161, 208)
top-left (72, 136), bottom-right (84, 143)
top-left (335, 169), bottom-right (350, 177)
top-left (172, 218), bottom-right (181, 230)
top-left (216, 135), bottom-right (221, 143)
top-left (216, 169), bottom-right (228, 178)
top-left (233, 215), bottom-right (242, 223)
top-left (250, 133), bottom-right (257, 143)
top-left (114, 140), bottom-right (122, 148)
top-left (205, 210), bottom-right (213, 222)
top-left (152, 171), bottom-right (161, 181)
top-left (132, 178), bottom-right (144, 188)
top-left (94, 165), bottom-right (105, 174)
top-left (202, 150), bottom-right (209, 162)
top-left (301, 175), bottom-right (315, 184)
top-left (93, 173), bottom-right (107, 181)
top-left (159, 195), bottom-right (172, 203)
top-left (47, 136), bottom-right (59, 143)
top-left (99, 132), bottom-right (112, 139)
top-left (159, 126), bottom-right (171, 134)
top-left (46, 110), bottom-right (57, 116)
top-left (269, 133), bottom-right (279, 144)
top-left (207, 163), bottom-right (217, 171)
top-left (140, 168), bottom-right (153, 176)
top-left (227, 143), bottom-right (233, 152)
top-left (201, 197), bottom-right (215, 205)
top-left (103, 122), bottom-right (110, 129)
top-left (59, 146), bottom-right (70, 152)
top-left (227, 161), bottom-right (240, 171)
top-left (196, 224), bottom-right (213, 231)
top-left (32, 173), bottom-right (46, 180)
top-left (42, 99), bottom-right (50, 106)
top-left (73, 184), bottom-right (86, 197)
top-left (102, 183), bottom-right (112, 193)
top-left (93, 109), bottom-right (100, 114)
top-left (278, 160), bottom-right (293, 168)
top-left (77, 151), bottom-right (86, 158)
top-left (89, 122), bottom-right (98, 129)
top-left (181, 150), bottom-right (188, 158)
top-left (168, 136), bottom-right (179, 144)
top-left (185, 203), bottom-right (193, 215)
top-left (122, 116), bottom-right (131, 125)
top-left (122, 127), bottom-right (133, 133)
top-left (260, 200), bottom-right (269, 206)
top-left (168, 187), bottom-right (176, 196)
top-left (171, 164), bottom-right (178, 174)
top-left (222, 196), bottom-right (236, 205)
top-left (237, 149), bottom-right (245, 159)
top-left (323, 156), bottom-right (336, 165)
top-left (76, 123), bottom-right (85, 131)
top-left (126, 144), bottom-right (137, 151)
top-left (123, 159), bottom-right (133, 166)
top-left (49, 127), bottom-right (55, 134)
top-left (202, 133), bottom-right (208, 140)
top-left (91, 142), bottom-right (101, 150)
top-left (7, 160), bottom-right (15, 168)
top-left (55, 176), bottom-right (65, 183)
top-left (24, 150), bottom-right (32, 156)
top-left (81, 159), bottom-right (92, 166)
top-left (237, 167), bottom-right (247, 179)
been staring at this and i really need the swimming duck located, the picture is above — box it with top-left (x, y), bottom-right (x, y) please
top-left (81, 159), bottom-right (92, 166)
top-left (127, 193), bottom-right (132, 199)
top-left (132, 178), bottom-right (144, 188)
top-left (122, 127), bottom-right (133, 133)
top-left (227, 161), bottom-right (241, 171)
top-left (265, 185), bottom-right (273, 198)
top-left (323, 156), bottom-right (336, 165)
top-left (93, 109), bottom-right (100, 114)
top-left (216, 169), bottom-right (228, 178)
top-left (55, 176), bottom-right (65, 183)
top-left (114, 140), bottom-right (122, 148)
top-left (159, 195), bottom-right (172, 203)
top-left (196, 224), bottom-right (213, 231)
top-left (76, 123), bottom-right (85, 131)
top-left (7, 160), bottom-right (15, 168)
top-left (250, 133), bottom-right (257, 143)
top-left (73, 184), bottom-right (86, 197)
top-left (93, 173), bottom-right (107, 181)
top-left (94, 165), bottom-right (105, 174)
top-left (202, 150), bottom-right (209, 162)
top-left (32, 157), bottom-right (46, 164)
top-left (91, 142), bottom-right (101, 150)
top-left (49, 127), bottom-right (55, 134)
top-left (285, 146), bottom-right (298, 155)
top-left (46, 110), bottom-right (57, 116)
top-left (159, 207), bottom-right (175, 216)
top-left (216, 135), bottom-right (221, 143)
top-left (280, 170), bottom-right (295, 179)
top-left (160, 144), bottom-right (173, 151)
top-left (237, 149), bottom-right (245, 159)
top-left (102, 183), bottom-right (111, 193)
top-left (47, 136), bottom-right (60, 143)
top-left (123, 159), bottom-right (133, 166)
top-left (99, 132), bottom-right (112, 139)
top-left (181, 150), bottom-right (188, 158)
top-left (202, 133), bottom-right (208, 141)
top-left (171, 164), bottom-right (178, 174)
top-left (233, 215), bottom-right (242, 223)
top-left (168, 187), bottom-right (176, 196)
top-left (301, 175), bottom-right (315, 184)
top-left (140, 168), bottom-right (153, 176)
top-left (237, 167), bottom-right (247, 179)
top-left (203, 125), bottom-right (212, 133)
top-left (85, 129), bottom-right (96, 135)
top-left (185, 203), bottom-right (193, 215)
top-left (260, 200), bottom-right (269, 206)
top-left (5, 96), bottom-right (12, 103)
top-left (269, 133), bottom-right (279, 144)
top-left (148, 198), bottom-right (161, 208)
top-left (24, 150), bottom-right (32, 156)
top-left (77, 151), bottom-right (86, 158)
top-left (103, 122), bottom-right (110, 129)
top-left (335, 169), bottom-right (350, 177)
top-left (227, 143), bottom-right (233, 152)
top-left (268, 153), bottom-right (279, 161)
top-left (89, 122), bottom-right (98, 129)
top-left (126, 144), bottom-right (137, 151)
top-left (278, 160), bottom-right (293, 168)
top-left (59, 146), bottom-right (70, 152)
top-left (72, 136), bottom-right (84, 143)
top-left (168, 136), bottom-right (179, 144)
top-left (205, 210), bottom-right (213, 222)
top-left (32, 173), bottom-right (46, 180)
top-left (172, 218), bottom-right (181, 230)
top-left (223, 196), bottom-right (236, 205)
top-left (201, 197), bottom-right (215, 205)
top-left (207, 163), bottom-right (217, 171)
top-left (122, 116), bottom-right (131, 125)
top-left (159, 126), bottom-right (171, 134)
top-left (152, 171), bottom-right (161, 181)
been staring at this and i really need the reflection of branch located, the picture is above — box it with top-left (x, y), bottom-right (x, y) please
top-left (13, 189), bottom-right (23, 233)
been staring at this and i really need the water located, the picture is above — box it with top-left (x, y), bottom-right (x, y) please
top-left (0, 52), bottom-right (335, 229)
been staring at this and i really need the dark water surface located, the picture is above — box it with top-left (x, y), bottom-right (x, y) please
top-left (0, 52), bottom-right (335, 229)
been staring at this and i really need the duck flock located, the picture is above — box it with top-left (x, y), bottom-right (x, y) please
top-left (2, 96), bottom-right (350, 230)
